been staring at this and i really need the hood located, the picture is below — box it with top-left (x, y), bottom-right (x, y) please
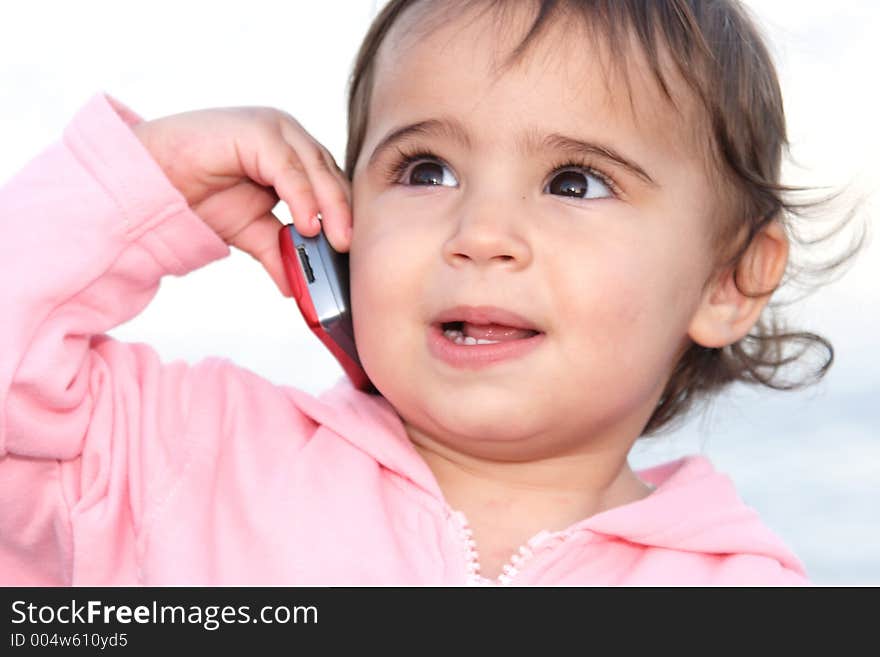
top-left (586, 456), bottom-right (807, 574)
top-left (285, 377), bottom-right (806, 576)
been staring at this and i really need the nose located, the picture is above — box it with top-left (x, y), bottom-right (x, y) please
top-left (441, 194), bottom-right (533, 270)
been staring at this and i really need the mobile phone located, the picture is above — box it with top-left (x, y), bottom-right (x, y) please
top-left (278, 222), bottom-right (379, 395)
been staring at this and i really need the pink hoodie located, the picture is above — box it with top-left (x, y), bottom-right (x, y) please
top-left (0, 94), bottom-right (808, 586)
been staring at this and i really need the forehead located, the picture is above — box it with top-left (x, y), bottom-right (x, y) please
top-left (368, 0), bottom-right (704, 165)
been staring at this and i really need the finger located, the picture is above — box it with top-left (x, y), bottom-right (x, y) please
top-left (193, 181), bottom-right (278, 243)
top-left (318, 146), bottom-right (355, 247)
top-left (278, 124), bottom-right (353, 253)
top-left (233, 130), bottom-right (322, 240)
top-left (319, 145), bottom-right (352, 206)
top-left (302, 148), bottom-right (353, 253)
top-left (227, 209), bottom-right (293, 298)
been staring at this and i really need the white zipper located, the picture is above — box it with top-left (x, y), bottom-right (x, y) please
top-left (450, 509), bottom-right (566, 586)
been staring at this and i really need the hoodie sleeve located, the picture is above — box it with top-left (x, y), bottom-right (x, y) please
top-left (0, 93), bottom-right (235, 584)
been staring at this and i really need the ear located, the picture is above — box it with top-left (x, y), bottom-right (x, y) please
top-left (687, 219), bottom-right (789, 349)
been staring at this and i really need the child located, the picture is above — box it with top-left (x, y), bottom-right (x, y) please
top-left (0, 0), bottom-right (860, 585)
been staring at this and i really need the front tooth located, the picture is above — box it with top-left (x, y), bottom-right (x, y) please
top-left (442, 328), bottom-right (500, 346)
top-left (453, 334), bottom-right (501, 346)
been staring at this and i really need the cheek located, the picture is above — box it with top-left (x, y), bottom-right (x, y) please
top-left (349, 222), bottom-right (428, 382)
top-left (552, 230), bottom-right (698, 371)
top-left (558, 236), bottom-right (654, 320)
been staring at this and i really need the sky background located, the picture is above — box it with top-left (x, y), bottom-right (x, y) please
top-left (1, 1), bottom-right (877, 584)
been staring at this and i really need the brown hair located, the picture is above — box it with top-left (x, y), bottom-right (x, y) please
top-left (343, 0), bottom-right (868, 436)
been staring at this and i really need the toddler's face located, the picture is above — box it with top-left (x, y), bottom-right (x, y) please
top-left (349, 5), bottom-right (720, 460)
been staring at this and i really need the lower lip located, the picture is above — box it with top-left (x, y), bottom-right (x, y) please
top-left (427, 324), bottom-right (546, 369)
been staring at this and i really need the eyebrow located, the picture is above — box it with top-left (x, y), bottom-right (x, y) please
top-left (367, 117), bottom-right (657, 186)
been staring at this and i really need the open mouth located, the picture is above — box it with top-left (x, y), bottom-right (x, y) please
top-left (427, 310), bottom-right (546, 368)
top-left (438, 321), bottom-right (542, 345)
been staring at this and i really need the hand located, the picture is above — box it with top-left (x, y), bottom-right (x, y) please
top-left (132, 107), bottom-right (352, 297)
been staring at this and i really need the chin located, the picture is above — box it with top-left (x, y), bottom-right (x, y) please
top-left (438, 394), bottom-right (544, 432)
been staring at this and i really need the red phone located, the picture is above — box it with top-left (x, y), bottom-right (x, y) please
top-left (279, 222), bottom-right (379, 395)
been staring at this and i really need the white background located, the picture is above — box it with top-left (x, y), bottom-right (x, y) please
top-left (1, 1), bottom-right (877, 584)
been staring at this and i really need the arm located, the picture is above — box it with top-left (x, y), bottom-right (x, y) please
top-left (0, 94), bottom-right (352, 585)
top-left (0, 94), bottom-right (230, 584)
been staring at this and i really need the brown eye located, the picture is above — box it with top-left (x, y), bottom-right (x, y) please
top-left (405, 160), bottom-right (458, 187)
top-left (546, 168), bottom-right (611, 199)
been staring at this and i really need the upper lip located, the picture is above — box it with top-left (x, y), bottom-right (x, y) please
top-left (431, 305), bottom-right (544, 332)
